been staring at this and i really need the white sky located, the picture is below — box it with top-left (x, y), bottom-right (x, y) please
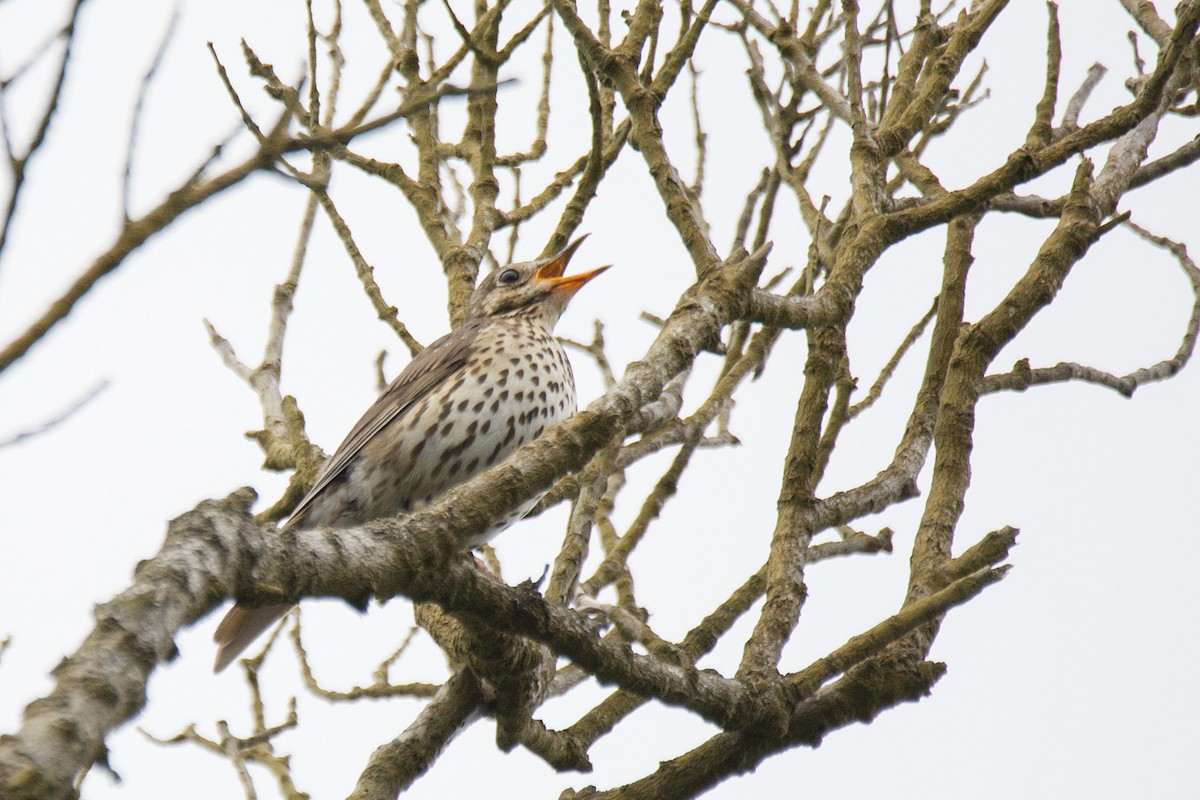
top-left (1, 1), bottom-right (1197, 798)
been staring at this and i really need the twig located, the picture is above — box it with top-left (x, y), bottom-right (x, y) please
top-left (0, 378), bottom-right (110, 449)
top-left (0, 0), bottom-right (87, 268)
top-left (1061, 63), bottom-right (1107, 131)
top-left (207, 42), bottom-right (265, 141)
top-left (847, 297), bottom-right (938, 419)
top-left (560, 320), bottom-right (616, 387)
top-left (141, 696), bottom-right (306, 800)
top-left (288, 609), bottom-right (440, 700)
top-left (313, 189), bottom-right (424, 356)
top-left (347, 669), bottom-right (484, 800)
top-left (981, 219), bottom-right (1200, 398)
top-left (0, 109), bottom-right (294, 376)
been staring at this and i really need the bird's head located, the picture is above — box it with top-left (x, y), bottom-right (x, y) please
top-left (465, 236), bottom-right (609, 326)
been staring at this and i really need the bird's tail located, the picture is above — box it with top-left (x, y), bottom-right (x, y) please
top-left (212, 602), bottom-right (293, 672)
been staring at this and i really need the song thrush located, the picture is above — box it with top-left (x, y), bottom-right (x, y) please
top-left (213, 237), bottom-right (607, 671)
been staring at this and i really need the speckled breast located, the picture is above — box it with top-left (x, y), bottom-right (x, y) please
top-left (348, 316), bottom-right (576, 544)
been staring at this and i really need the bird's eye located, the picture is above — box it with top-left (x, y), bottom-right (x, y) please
top-left (497, 268), bottom-right (520, 286)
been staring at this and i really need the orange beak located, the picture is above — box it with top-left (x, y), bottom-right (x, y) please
top-left (535, 235), bottom-right (610, 295)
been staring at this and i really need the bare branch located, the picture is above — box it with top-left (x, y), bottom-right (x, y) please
top-left (848, 297), bottom-right (938, 419)
top-left (348, 669), bottom-right (483, 800)
top-left (313, 188), bottom-right (425, 356)
top-left (0, 378), bottom-right (109, 450)
top-left (0, 111), bottom-right (294, 375)
top-left (981, 219), bottom-right (1200, 398)
top-left (121, 6), bottom-right (179, 222)
top-left (0, 0), bottom-right (87, 267)
top-left (288, 610), bottom-right (440, 700)
top-left (1061, 62), bottom-right (1107, 130)
top-left (4, 2), bottom-right (1200, 796)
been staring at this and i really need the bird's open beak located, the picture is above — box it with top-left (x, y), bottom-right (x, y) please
top-left (535, 235), bottom-right (610, 294)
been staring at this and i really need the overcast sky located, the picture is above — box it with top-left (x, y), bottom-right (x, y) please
top-left (1, 1), bottom-right (1197, 798)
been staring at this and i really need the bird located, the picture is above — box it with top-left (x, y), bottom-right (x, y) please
top-left (213, 236), bottom-right (608, 672)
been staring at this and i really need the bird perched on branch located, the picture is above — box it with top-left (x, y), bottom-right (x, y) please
top-left (214, 236), bottom-right (608, 671)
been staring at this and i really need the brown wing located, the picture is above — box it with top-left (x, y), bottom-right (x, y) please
top-left (285, 319), bottom-right (485, 528)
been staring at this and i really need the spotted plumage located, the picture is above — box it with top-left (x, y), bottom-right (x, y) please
top-left (213, 237), bottom-right (608, 671)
